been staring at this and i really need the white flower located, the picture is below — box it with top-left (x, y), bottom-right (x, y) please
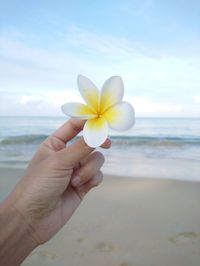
top-left (61, 75), bottom-right (135, 147)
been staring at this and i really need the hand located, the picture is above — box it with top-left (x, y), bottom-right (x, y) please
top-left (4, 119), bottom-right (111, 245)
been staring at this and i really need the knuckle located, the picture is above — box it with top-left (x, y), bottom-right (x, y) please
top-left (79, 164), bottom-right (95, 181)
top-left (41, 136), bottom-right (54, 149)
top-left (69, 118), bottom-right (84, 132)
top-left (79, 168), bottom-right (88, 181)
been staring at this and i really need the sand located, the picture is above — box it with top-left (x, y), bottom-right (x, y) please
top-left (0, 167), bottom-right (200, 266)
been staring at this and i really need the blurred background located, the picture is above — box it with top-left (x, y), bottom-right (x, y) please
top-left (0, 0), bottom-right (200, 180)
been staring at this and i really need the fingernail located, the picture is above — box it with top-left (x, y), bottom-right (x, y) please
top-left (72, 176), bottom-right (81, 186)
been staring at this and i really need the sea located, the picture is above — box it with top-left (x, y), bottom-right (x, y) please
top-left (0, 116), bottom-right (200, 181)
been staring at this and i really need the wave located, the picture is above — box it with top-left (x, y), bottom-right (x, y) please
top-left (0, 134), bottom-right (200, 147)
top-left (110, 136), bottom-right (200, 147)
top-left (0, 134), bottom-right (48, 145)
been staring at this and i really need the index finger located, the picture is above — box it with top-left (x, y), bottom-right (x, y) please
top-left (45, 118), bottom-right (111, 150)
top-left (39, 118), bottom-right (86, 153)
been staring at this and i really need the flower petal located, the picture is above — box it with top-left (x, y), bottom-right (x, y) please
top-left (83, 117), bottom-right (108, 148)
top-left (100, 76), bottom-right (124, 113)
top-left (77, 75), bottom-right (100, 112)
top-left (103, 102), bottom-right (135, 131)
top-left (61, 102), bottom-right (96, 119)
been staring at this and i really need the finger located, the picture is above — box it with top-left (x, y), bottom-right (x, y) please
top-left (56, 137), bottom-right (94, 167)
top-left (70, 138), bottom-right (110, 172)
top-left (53, 118), bottom-right (86, 143)
top-left (28, 123), bottom-right (111, 172)
top-left (72, 138), bottom-right (111, 165)
top-left (39, 115), bottom-right (110, 157)
top-left (28, 119), bottom-right (86, 169)
top-left (100, 138), bottom-right (111, 149)
top-left (75, 171), bottom-right (103, 199)
top-left (41, 119), bottom-right (86, 152)
top-left (71, 151), bottom-right (105, 187)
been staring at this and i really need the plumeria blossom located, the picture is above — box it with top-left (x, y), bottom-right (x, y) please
top-left (61, 75), bottom-right (135, 147)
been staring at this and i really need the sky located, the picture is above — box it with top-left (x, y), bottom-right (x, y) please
top-left (0, 0), bottom-right (200, 117)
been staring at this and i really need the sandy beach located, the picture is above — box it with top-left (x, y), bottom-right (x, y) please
top-left (1, 167), bottom-right (200, 266)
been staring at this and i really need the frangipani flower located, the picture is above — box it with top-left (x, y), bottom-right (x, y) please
top-left (61, 75), bottom-right (135, 147)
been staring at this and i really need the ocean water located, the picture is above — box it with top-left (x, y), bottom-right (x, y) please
top-left (0, 116), bottom-right (200, 181)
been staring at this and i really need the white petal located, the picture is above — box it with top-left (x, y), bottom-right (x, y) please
top-left (100, 76), bottom-right (124, 113)
top-left (83, 117), bottom-right (108, 148)
top-left (103, 102), bottom-right (135, 131)
top-left (77, 75), bottom-right (100, 112)
top-left (61, 102), bottom-right (96, 119)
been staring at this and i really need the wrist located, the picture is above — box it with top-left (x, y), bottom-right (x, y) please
top-left (0, 201), bottom-right (38, 266)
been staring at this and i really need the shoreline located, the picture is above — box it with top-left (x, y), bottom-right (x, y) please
top-left (1, 163), bottom-right (200, 183)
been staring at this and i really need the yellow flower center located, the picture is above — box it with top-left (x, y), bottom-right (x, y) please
top-left (97, 113), bottom-right (102, 118)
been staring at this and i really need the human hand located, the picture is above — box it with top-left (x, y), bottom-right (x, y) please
top-left (4, 119), bottom-right (111, 245)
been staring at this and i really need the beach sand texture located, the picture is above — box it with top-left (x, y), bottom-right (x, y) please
top-left (1, 167), bottom-right (200, 266)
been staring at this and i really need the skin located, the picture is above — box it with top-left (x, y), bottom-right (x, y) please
top-left (0, 119), bottom-right (111, 265)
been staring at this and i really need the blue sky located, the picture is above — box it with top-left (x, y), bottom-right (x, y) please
top-left (0, 0), bottom-right (200, 117)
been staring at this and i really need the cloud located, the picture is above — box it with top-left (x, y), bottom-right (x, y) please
top-left (125, 96), bottom-right (182, 116)
top-left (0, 26), bottom-right (200, 116)
top-left (63, 26), bottom-right (138, 59)
top-left (0, 90), bottom-right (84, 116)
top-left (19, 95), bottom-right (43, 105)
top-left (0, 90), bottom-right (191, 117)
